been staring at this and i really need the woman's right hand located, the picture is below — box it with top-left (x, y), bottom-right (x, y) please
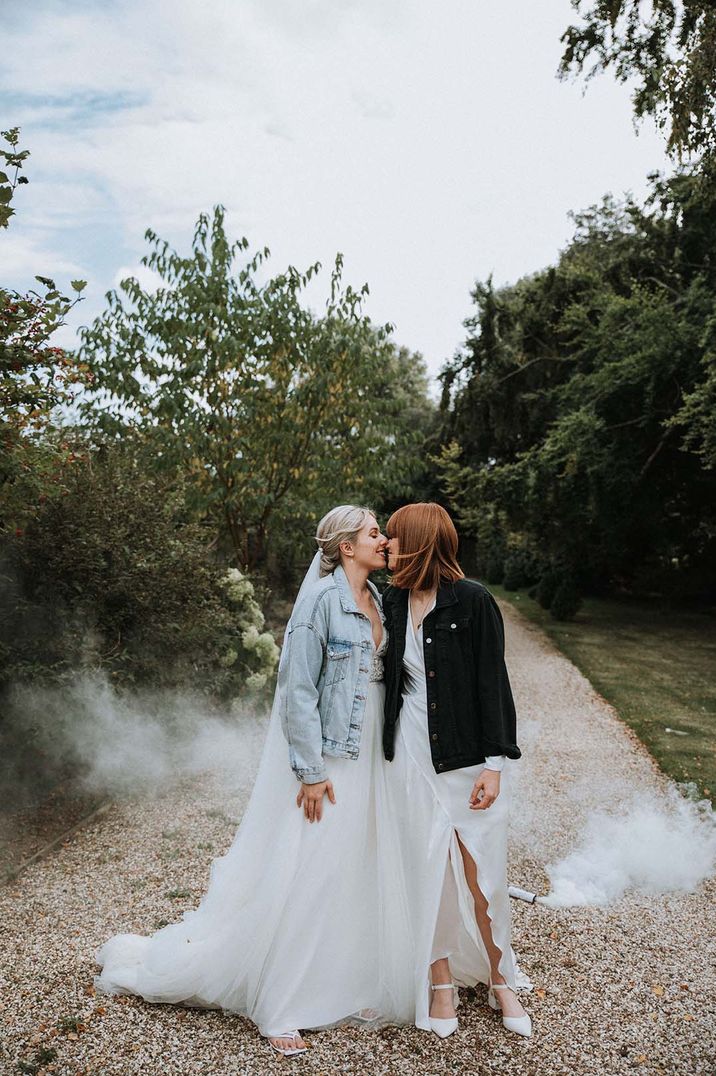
top-left (469, 768), bottom-right (500, 810)
top-left (296, 780), bottom-right (336, 823)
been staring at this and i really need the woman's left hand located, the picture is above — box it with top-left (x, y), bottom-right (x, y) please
top-left (469, 769), bottom-right (500, 810)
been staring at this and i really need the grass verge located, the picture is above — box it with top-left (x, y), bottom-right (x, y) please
top-left (491, 584), bottom-right (715, 805)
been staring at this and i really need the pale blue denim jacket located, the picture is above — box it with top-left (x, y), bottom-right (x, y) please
top-left (277, 564), bottom-right (385, 784)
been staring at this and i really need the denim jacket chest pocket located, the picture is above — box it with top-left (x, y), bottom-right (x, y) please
top-left (434, 614), bottom-right (471, 643)
top-left (434, 614), bottom-right (473, 671)
top-left (434, 612), bottom-right (471, 631)
top-left (324, 639), bottom-right (353, 685)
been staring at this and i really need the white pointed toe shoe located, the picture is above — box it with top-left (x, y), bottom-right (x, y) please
top-left (488, 981), bottom-right (532, 1038)
top-left (428, 982), bottom-right (459, 1038)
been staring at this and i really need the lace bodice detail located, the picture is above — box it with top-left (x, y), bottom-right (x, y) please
top-left (369, 627), bottom-right (389, 682)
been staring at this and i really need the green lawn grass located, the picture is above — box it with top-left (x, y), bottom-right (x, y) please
top-left (490, 584), bottom-right (716, 805)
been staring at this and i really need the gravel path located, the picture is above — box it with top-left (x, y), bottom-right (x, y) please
top-left (1, 601), bottom-right (714, 1076)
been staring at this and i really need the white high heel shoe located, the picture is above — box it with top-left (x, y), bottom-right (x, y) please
top-left (429, 982), bottom-right (459, 1038)
top-left (487, 981), bottom-right (532, 1038)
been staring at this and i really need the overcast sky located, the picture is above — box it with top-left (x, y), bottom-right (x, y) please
top-left (2, 0), bottom-right (671, 383)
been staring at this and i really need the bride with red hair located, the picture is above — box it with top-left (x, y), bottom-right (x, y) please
top-left (382, 502), bottom-right (533, 1039)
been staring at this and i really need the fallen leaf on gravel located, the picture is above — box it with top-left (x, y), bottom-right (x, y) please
top-left (652, 984), bottom-right (665, 996)
top-left (535, 988), bottom-right (546, 999)
top-left (683, 1014), bottom-right (695, 1021)
top-left (636, 1055), bottom-right (647, 1064)
top-left (549, 930), bottom-right (558, 940)
top-left (680, 983), bottom-right (690, 990)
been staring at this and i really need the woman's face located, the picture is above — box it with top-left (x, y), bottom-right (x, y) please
top-left (385, 535), bottom-right (399, 572)
top-left (344, 515), bottom-right (387, 572)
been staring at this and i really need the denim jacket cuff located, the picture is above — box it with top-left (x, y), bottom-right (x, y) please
top-left (293, 764), bottom-right (328, 785)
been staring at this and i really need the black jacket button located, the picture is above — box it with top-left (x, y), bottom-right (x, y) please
top-left (428, 670), bottom-right (435, 678)
top-left (431, 733), bottom-right (438, 742)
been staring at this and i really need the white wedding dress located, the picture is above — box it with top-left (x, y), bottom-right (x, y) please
top-left (94, 617), bottom-right (416, 1036)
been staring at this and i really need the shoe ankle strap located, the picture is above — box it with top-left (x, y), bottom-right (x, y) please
top-left (431, 983), bottom-right (455, 991)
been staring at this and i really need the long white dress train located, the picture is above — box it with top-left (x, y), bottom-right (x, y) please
top-left (94, 630), bottom-right (416, 1037)
top-left (386, 596), bottom-right (532, 1031)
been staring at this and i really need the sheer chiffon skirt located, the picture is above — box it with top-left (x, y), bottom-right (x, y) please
top-left (94, 681), bottom-right (416, 1037)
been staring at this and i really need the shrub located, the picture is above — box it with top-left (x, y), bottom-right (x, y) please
top-left (549, 578), bottom-right (582, 621)
top-left (485, 554), bottom-right (504, 585)
top-left (0, 435), bottom-right (278, 698)
top-left (535, 569), bottom-right (561, 610)
top-left (502, 548), bottom-right (540, 591)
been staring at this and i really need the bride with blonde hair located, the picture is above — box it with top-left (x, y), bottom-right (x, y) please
top-left (95, 505), bottom-right (414, 1055)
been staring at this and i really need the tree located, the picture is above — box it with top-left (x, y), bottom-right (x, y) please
top-left (559, 1), bottom-right (716, 158)
top-left (79, 206), bottom-right (429, 570)
top-left (436, 166), bottom-right (716, 604)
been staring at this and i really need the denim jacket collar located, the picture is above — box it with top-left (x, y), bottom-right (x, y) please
top-left (435, 579), bottom-right (459, 609)
top-left (333, 564), bottom-right (385, 622)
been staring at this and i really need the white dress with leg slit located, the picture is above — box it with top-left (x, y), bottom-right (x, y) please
top-left (386, 595), bottom-right (531, 1031)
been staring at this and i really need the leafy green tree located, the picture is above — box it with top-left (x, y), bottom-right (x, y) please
top-left (436, 166), bottom-right (716, 606)
top-left (79, 207), bottom-right (429, 570)
top-left (559, 1), bottom-right (716, 158)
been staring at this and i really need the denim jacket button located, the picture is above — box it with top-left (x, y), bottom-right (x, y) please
top-left (431, 732), bottom-right (438, 742)
top-left (425, 637), bottom-right (432, 644)
top-left (428, 670), bottom-right (435, 678)
top-left (450, 623), bottom-right (457, 629)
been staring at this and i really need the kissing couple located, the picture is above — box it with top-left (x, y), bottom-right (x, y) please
top-left (95, 502), bottom-right (533, 1057)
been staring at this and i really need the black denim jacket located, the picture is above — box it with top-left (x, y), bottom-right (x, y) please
top-left (382, 578), bottom-right (521, 773)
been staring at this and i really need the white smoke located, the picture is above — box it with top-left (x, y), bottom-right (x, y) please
top-left (540, 784), bottom-right (716, 908)
top-left (2, 671), bottom-right (270, 800)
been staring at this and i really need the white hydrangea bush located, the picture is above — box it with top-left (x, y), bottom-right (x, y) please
top-left (221, 568), bottom-right (279, 701)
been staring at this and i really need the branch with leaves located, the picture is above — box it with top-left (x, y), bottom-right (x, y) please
top-left (0, 128), bottom-right (89, 490)
top-left (559, 1), bottom-right (716, 159)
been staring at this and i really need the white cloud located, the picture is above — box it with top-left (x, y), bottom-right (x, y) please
top-left (0, 231), bottom-right (84, 281)
top-left (112, 263), bottom-right (163, 293)
top-left (1, 0), bottom-right (672, 376)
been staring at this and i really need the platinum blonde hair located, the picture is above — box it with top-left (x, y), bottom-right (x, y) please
top-left (316, 504), bottom-right (376, 577)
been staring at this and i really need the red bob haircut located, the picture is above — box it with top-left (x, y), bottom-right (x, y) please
top-left (386, 503), bottom-right (464, 591)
